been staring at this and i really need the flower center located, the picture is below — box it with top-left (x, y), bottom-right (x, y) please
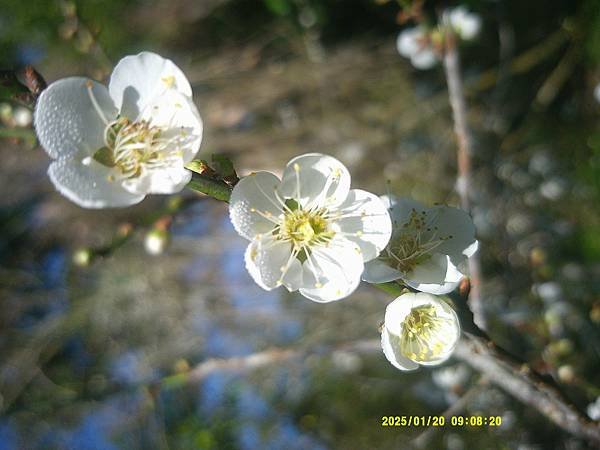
top-left (384, 209), bottom-right (450, 273)
top-left (400, 304), bottom-right (456, 363)
top-left (91, 117), bottom-right (182, 180)
top-left (281, 208), bottom-right (333, 248)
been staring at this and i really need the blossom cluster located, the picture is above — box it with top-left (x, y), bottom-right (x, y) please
top-left (33, 52), bottom-right (478, 372)
top-left (397, 6), bottom-right (481, 70)
top-left (228, 154), bottom-right (477, 370)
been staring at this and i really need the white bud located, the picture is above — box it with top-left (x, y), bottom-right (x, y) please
top-left (13, 107), bottom-right (33, 127)
top-left (144, 229), bottom-right (168, 255)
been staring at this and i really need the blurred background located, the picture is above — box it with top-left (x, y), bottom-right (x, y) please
top-left (1, 0), bottom-right (599, 448)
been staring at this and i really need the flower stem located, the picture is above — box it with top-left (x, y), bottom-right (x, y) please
top-left (186, 159), bottom-right (234, 202)
top-left (186, 173), bottom-right (232, 202)
top-left (442, 30), bottom-right (485, 331)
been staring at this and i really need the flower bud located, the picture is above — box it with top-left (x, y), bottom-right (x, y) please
top-left (72, 248), bottom-right (92, 267)
top-left (144, 229), bottom-right (168, 255)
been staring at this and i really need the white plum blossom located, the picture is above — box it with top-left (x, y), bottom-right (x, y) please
top-left (445, 6), bottom-right (481, 41)
top-left (229, 153), bottom-right (392, 302)
top-left (381, 292), bottom-right (460, 371)
top-left (396, 8), bottom-right (480, 69)
top-left (396, 26), bottom-right (439, 70)
top-left (363, 196), bottom-right (478, 295)
top-left (34, 52), bottom-right (202, 208)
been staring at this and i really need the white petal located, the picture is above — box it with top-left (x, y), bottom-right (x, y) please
top-left (384, 293), bottom-right (418, 335)
top-left (362, 259), bottom-right (402, 283)
top-left (109, 52), bottom-right (193, 120)
top-left (34, 77), bottom-right (117, 159)
top-left (402, 253), bottom-right (450, 289)
top-left (450, 8), bottom-right (481, 40)
top-left (244, 236), bottom-right (303, 291)
top-left (122, 163), bottom-right (192, 195)
top-left (299, 238), bottom-right (363, 302)
top-left (411, 49), bottom-right (438, 70)
top-left (139, 89), bottom-right (202, 163)
top-left (463, 240), bottom-right (479, 258)
top-left (278, 153), bottom-right (351, 209)
top-left (334, 189), bottom-right (392, 261)
top-left (381, 329), bottom-right (419, 371)
top-left (404, 256), bottom-right (463, 295)
top-left (385, 196), bottom-right (426, 225)
top-left (229, 172), bottom-right (283, 241)
top-left (396, 28), bottom-right (420, 57)
top-left (428, 205), bottom-right (477, 265)
top-left (48, 157), bottom-right (144, 208)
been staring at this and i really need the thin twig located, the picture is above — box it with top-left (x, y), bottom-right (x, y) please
top-left (414, 376), bottom-right (489, 449)
top-left (158, 333), bottom-right (600, 445)
top-left (159, 339), bottom-right (380, 390)
top-left (442, 31), bottom-right (485, 331)
top-left (455, 334), bottom-right (600, 445)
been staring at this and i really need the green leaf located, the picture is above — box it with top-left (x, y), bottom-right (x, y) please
top-left (211, 154), bottom-right (237, 179)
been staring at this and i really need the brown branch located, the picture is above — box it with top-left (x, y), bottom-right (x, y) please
top-left (414, 376), bottom-right (489, 449)
top-left (160, 339), bottom-right (380, 390)
top-left (442, 32), bottom-right (485, 331)
top-left (160, 333), bottom-right (600, 445)
top-left (455, 334), bottom-right (600, 445)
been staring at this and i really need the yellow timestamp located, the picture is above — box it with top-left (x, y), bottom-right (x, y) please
top-left (380, 415), bottom-right (502, 427)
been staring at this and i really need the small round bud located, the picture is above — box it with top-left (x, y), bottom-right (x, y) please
top-left (144, 229), bottom-right (168, 255)
top-left (173, 358), bottom-right (190, 374)
top-left (0, 103), bottom-right (13, 125)
top-left (13, 107), bottom-right (33, 128)
top-left (557, 365), bottom-right (575, 383)
top-left (72, 248), bottom-right (92, 267)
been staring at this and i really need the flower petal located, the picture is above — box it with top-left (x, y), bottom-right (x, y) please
top-left (34, 77), bottom-right (117, 159)
top-left (404, 255), bottom-right (464, 295)
top-left (384, 196), bottom-right (426, 225)
top-left (384, 293), bottom-right (418, 336)
top-left (109, 52), bottom-right (193, 120)
top-left (411, 50), bottom-right (439, 70)
top-left (381, 329), bottom-right (419, 371)
top-left (244, 236), bottom-right (303, 291)
top-left (48, 157), bottom-right (144, 208)
top-left (122, 163), bottom-right (192, 195)
top-left (449, 7), bottom-right (481, 41)
top-left (396, 28), bottom-right (421, 57)
top-left (139, 89), bottom-right (202, 163)
top-left (428, 205), bottom-right (477, 265)
top-left (278, 153), bottom-right (351, 209)
top-left (463, 240), bottom-right (479, 258)
top-left (362, 259), bottom-right (402, 283)
top-left (229, 172), bottom-right (283, 241)
top-left (333, 189), bottom-right (392, 262)
top-left (299, 238), bottom-right (363, 302)
top-left (403, 255), bottom-right (463, 295)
